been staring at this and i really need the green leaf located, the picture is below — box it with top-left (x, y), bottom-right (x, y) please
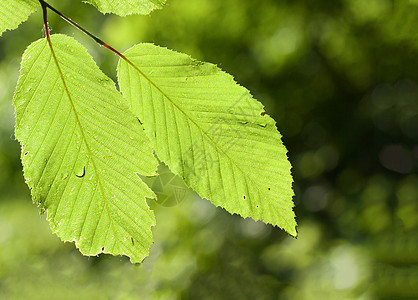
top-left (83, 0), bottom-right (166, 16)
top-left (0, 0), bottom-right (38, 37)
top-left (13, 35), bottom-right (159, 262)
top-left (117, 44), bottom-right (296, 235)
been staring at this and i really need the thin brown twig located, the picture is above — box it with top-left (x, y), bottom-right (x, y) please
top-left (38, 0), bottom-right (125, 57)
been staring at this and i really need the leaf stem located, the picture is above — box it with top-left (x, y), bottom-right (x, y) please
top-left (37, 0), bottom-right (162, 97)
top-left (38, 0), bottom-right (125, 57)
top-left (37, 0), bottom-right (156, 101)
top-left (39, 0), bottom-right (50, 39)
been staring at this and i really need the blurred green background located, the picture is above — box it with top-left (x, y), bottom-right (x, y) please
top-left (0, 0), bottom-right (417, 299)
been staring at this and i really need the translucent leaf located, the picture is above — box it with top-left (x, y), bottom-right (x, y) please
top-left (117, 44), bottom-right (296, 235)
top-left (13, 35), bottom-right (159, 262)
top-left (83, 0), bottom-right (166, 16)
top-left (0, 0), bottom-right (38, 36)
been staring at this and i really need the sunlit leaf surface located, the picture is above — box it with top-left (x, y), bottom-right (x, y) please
top-left (83, 0), bottom-right (166, 16)
top-left (118, 44), bottom-right (296, 235)
top-left (13, 35), bottom-right (159, 262)
top-left (0, 0), bottom-right (38, 36)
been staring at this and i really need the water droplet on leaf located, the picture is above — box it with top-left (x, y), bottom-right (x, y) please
top-left (75, 166), bottom-right (85, 178)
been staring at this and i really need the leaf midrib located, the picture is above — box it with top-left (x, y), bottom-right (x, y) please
top-left (45, 36), bottom-right (115, 242)
top-left (123, 53), bottom-right (264, 200)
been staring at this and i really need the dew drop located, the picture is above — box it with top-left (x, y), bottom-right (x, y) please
top-left (75, 166), bottom-right (85, 178)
